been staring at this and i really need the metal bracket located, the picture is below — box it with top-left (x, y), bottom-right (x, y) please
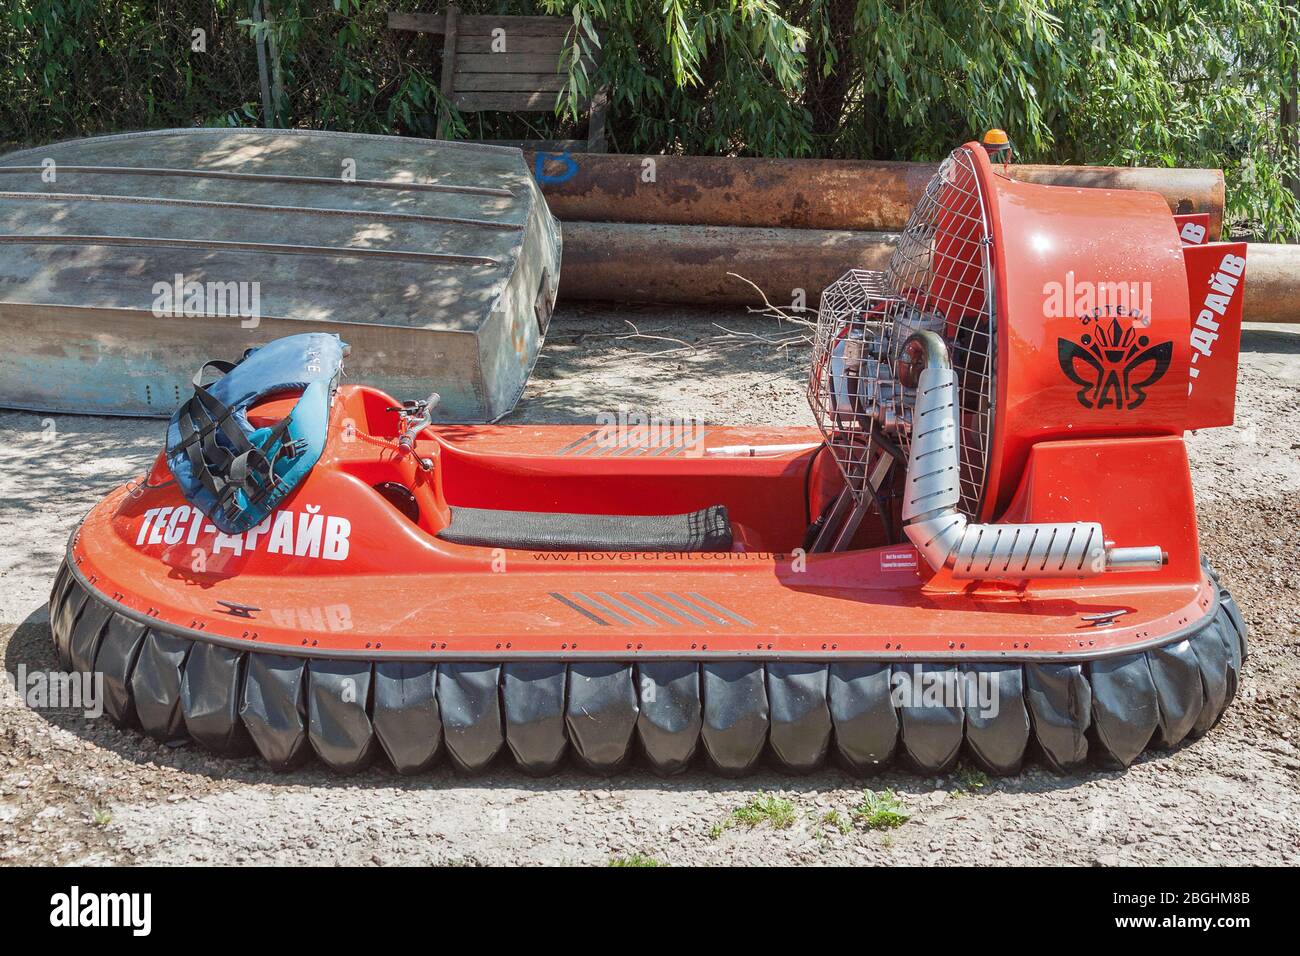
top-left (809, 450), bottom-right (895, 553)
top-left (217, 600), bottom-right (261, 619)
top-left (1080, 609), bottom-right (1131, 627)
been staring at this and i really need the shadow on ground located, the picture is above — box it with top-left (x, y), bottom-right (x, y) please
top-left (0, 409), bottom-right (160, 602)
top-left (1240, 326), bottom-right (1300, 355)
top-left (506, 304), bottom-right (811, 424)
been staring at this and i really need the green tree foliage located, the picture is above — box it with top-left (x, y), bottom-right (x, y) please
top-left (546, 0), bottom-right (1300, 237)
top-left (1, 1), bottom-right (1297, 237)
top-left (0, 0), bottom-right (262, 141)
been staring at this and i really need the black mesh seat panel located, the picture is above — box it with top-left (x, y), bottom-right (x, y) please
top-left (437, 504), bottom-right (733, 552)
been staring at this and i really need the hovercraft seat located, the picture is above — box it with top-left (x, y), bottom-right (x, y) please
top-left (166, 332), bottom-right (346, 535)
top-left (437, 504), bottom-right (733, 552)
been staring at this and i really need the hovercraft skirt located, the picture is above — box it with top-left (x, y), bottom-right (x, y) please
top-left (49, 555), bottom-right (1248, 777)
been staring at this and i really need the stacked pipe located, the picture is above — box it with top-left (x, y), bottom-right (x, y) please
top-left (524, 152), bottom-right (1299, 318)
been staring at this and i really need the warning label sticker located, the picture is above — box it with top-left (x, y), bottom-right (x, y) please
top-left (881, 548), bottom-right (919, 571)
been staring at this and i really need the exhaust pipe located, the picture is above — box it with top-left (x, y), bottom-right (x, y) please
top-left (899, 332), bottom-right (1165, 579)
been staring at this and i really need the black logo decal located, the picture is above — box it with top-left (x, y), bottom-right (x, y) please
top-left (1057, 317), bottom-right (1172, 410)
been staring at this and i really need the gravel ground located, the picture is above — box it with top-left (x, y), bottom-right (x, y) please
top-left (1, 307), bottom-right (1296, 867)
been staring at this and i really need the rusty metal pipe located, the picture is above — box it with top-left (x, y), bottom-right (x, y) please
top-left (1243, 243), bottom-right (1300, 324)
top-left (560, 225), bottom-right (1298, 323)
top-left (558, 221), bottom-right (895, 307)
top-left (529, 153), bottom-right (1225, 239)
top-left (1010, 164), bottom-right (1225, 240)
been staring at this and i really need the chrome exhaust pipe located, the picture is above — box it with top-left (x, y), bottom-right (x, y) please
top-left (899, 332), bottom-right (1166, 580)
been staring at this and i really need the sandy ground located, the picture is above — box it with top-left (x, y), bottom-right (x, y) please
top-left (0, 307), bottom-right (1296, 867)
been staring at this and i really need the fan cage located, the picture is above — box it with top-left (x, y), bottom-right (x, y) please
top-left (808, 146), bottom-right (997, 520)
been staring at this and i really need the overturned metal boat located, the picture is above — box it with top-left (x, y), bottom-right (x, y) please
top-left (0, 128), bottom-right (560, 421)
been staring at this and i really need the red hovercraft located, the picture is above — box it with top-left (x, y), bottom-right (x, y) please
top-left (49, 138), bottom-right (1249, 777)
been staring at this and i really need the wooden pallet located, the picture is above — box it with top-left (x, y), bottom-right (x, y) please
top-left (389, 6), bottom-right (608, 152)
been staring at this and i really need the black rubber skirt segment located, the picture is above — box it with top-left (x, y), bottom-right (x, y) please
top-left (48, 559), bottom-right (1247, 776)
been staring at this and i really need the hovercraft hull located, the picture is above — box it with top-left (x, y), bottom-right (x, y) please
top-left (49, 386), bottom-right (1247, 776)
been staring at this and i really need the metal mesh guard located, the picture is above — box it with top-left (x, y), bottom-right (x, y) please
top-left (808, 146), bottom-right (996, 518)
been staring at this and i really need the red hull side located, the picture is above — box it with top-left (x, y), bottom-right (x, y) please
top-left (67, 385), bottom-right (1215, 663)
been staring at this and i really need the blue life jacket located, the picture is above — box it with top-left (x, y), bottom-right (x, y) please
top-left (166, 333), bottom-right (347, 535)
